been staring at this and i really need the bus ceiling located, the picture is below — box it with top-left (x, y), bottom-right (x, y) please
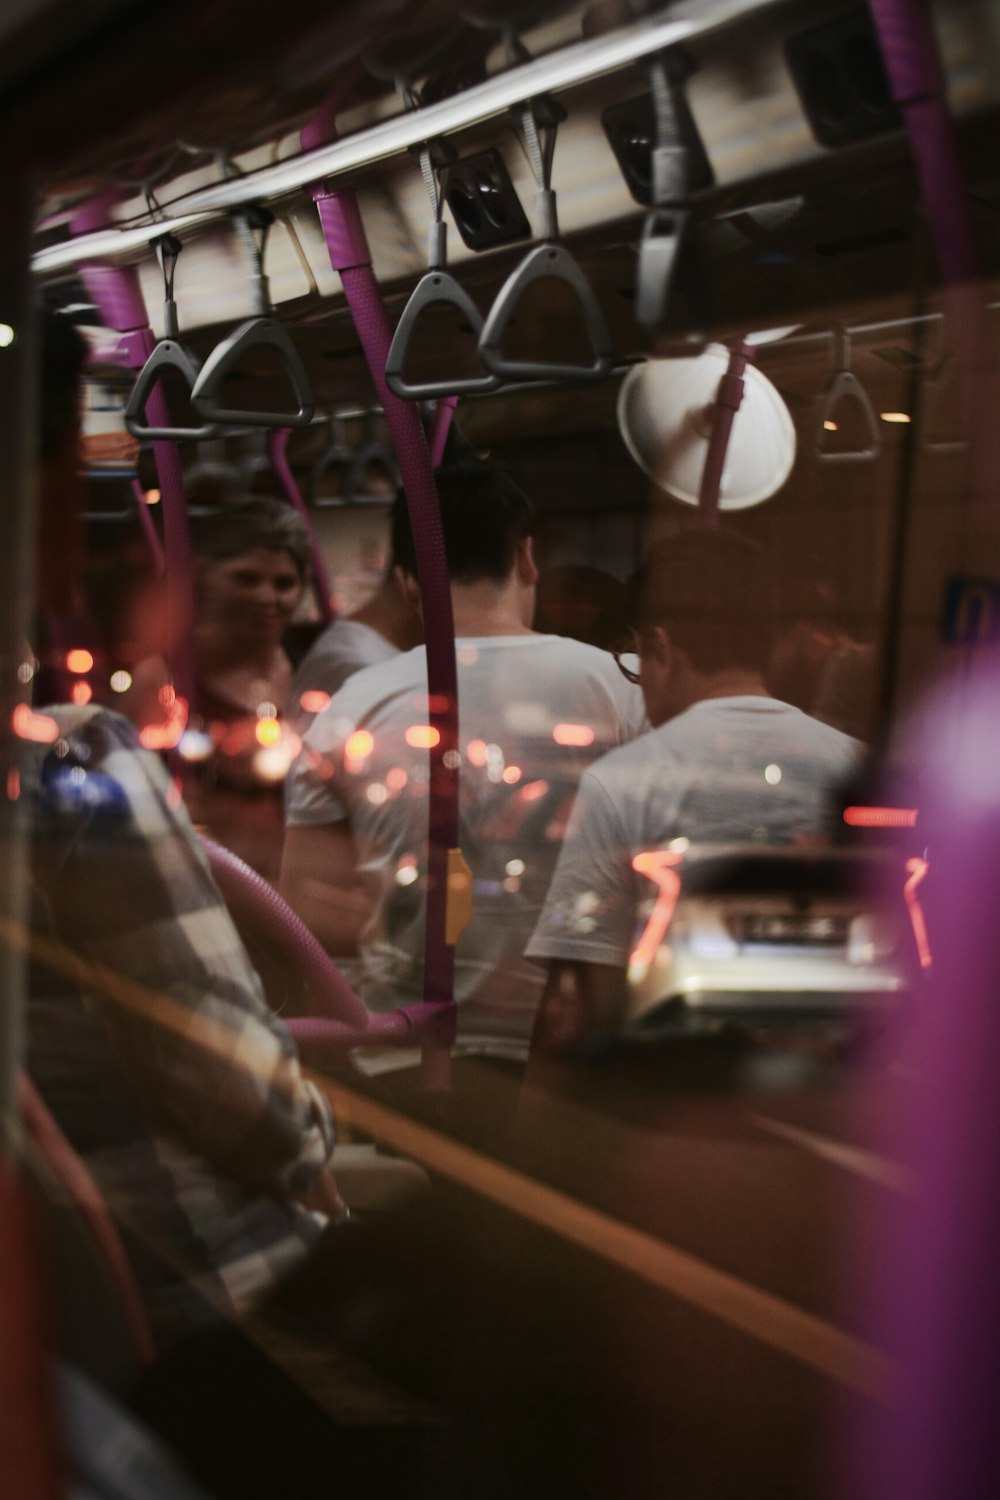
top-left (15, 0), bottom-right (1000, 350)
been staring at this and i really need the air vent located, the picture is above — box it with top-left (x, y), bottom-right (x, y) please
top-left (443, 150), bottom-right (531, 251)
top-left (785, 9), bottom-right (901, 148)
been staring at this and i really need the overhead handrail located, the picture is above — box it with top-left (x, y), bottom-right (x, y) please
top-left (385, 139), bottom-right (501, 400)
top-left (191, 203), bottom-right (315, 430)
top-left (307, 413), bottom-right (355, 507)
top-left (124, 232), bottom-right (221, 442)
top-left (478, 84), bottom-right (615, 383)
top-left (815, 327), bottom-right (882, 463)
top-left (308, 410), bottom-right (400, 508)
top-left (922, 354), bottom-right (966, 454)
top-left (350, 408), bottom-right (401, 496)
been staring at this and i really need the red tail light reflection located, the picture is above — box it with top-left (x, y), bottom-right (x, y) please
top-left (630, 850), bottom-right (685, 973)
top-left (844, 805), bottom-right (919, 829)
top-left (903, 856), bottom-right (933, 969)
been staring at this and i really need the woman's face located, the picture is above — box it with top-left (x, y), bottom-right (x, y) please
top-left (198, 547), bottom-right (304, 641)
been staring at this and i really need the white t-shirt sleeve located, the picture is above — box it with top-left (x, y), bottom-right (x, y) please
top-left (525, 766), bottom-right (637, 969)
top-left (285, 730), bottom-right (350, 827)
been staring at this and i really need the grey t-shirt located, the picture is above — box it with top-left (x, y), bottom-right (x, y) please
top-left (526, 696), bottom-right (862, 970)
top-left (286, 634), bottom-right (647, 1052)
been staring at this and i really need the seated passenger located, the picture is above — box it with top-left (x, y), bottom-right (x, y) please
top-left (24, 312), bottom-right (343, 1352)
top-left (280, 463), bottom-right (646, 1059)
top-left (525, 528), bottom-right (863, 1055)
top-left (287, 489), bottom-right (423, 736)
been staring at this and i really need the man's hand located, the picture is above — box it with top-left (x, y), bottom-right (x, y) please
top-left (297, 1166), bottom-right (348, 1220)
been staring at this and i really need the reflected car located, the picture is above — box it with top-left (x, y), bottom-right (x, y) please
top-left (624, 843), bottom-right (915, 1039)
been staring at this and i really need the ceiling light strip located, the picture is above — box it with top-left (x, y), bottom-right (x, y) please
top-left (32, 0), bottom-right (780, 277)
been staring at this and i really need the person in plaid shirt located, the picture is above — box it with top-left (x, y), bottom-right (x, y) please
top-left (23, 313), bottom-right (341, 1349)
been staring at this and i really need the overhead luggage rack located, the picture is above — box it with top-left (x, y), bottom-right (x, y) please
top-left (30, 0), bottom-right (784, 278)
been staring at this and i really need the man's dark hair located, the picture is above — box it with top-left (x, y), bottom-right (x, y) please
top-left (636, 527), bottom-right (777, 675)
top-left (391, 463), bottom-right (534, 585)
top-left (39, 309), bottom-right (87, 461)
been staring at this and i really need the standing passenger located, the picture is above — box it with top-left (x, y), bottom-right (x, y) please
top-left (280, 463), bottom-right (646, 1058)
top-left (287, 489), bottom-right (423, 736)
top-left (525, 528), bottom-right (863, 1055)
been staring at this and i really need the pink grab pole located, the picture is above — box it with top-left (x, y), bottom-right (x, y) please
top-left (841, 9), bottom-right (1000, 1500)
top-left (304, 108), bottom-right (458, 1088)
top-left (429, 396), bottom-right (459, 469)
top-left (267, 428), bottom-right (334, 624)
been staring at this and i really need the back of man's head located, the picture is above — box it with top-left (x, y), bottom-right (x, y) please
top-left (391, 463), bottom-right (534, 585)
top-left (636, 527), bottom-right (776, 675)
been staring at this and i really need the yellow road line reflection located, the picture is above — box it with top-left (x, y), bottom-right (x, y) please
top-left (319, 1078), bottom-right (891, 1404)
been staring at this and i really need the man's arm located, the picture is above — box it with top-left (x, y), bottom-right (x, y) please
top-left (279, 822), bottom-right (371, 957)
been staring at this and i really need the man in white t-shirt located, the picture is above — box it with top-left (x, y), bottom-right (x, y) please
top-left (525, 528), bottom-right (862, 1055)
top-left (280, 464), bottom-right (645, 1055)
top-left (287, 492), bottom-right (423, 735)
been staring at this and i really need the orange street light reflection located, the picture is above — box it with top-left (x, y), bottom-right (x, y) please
top-left (299, 690), bottom-right (331, 716)
top-left (406, 725), bottom-right (441, 749)
top-left (12, 704), bottom-right (60, 743)
top-left (139, 692), bottom-right (189, 751)
top-left (553, 723), bottom-right (595, 747)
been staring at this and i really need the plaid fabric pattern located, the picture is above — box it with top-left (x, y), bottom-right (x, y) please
top-left (25, 706), bottom-right (335, 1347)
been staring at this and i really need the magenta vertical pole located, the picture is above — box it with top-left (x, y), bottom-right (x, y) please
top-left (307, 166), bottom-right (458, 1087)
top-left (267, 428), bottom-right (334, 623)
top-left (839, 7), bottom-right (1000, 1498)
top-left (70, 196), bottom-right (196, 707)
top-left (868, 0), bottom-right (999, 518)
top-left (130, 479), bottom-right (166, 576)
top-left (429, 396), bottom-right (459, 469)
top-left (697, 341), bottom-right (753, 525)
